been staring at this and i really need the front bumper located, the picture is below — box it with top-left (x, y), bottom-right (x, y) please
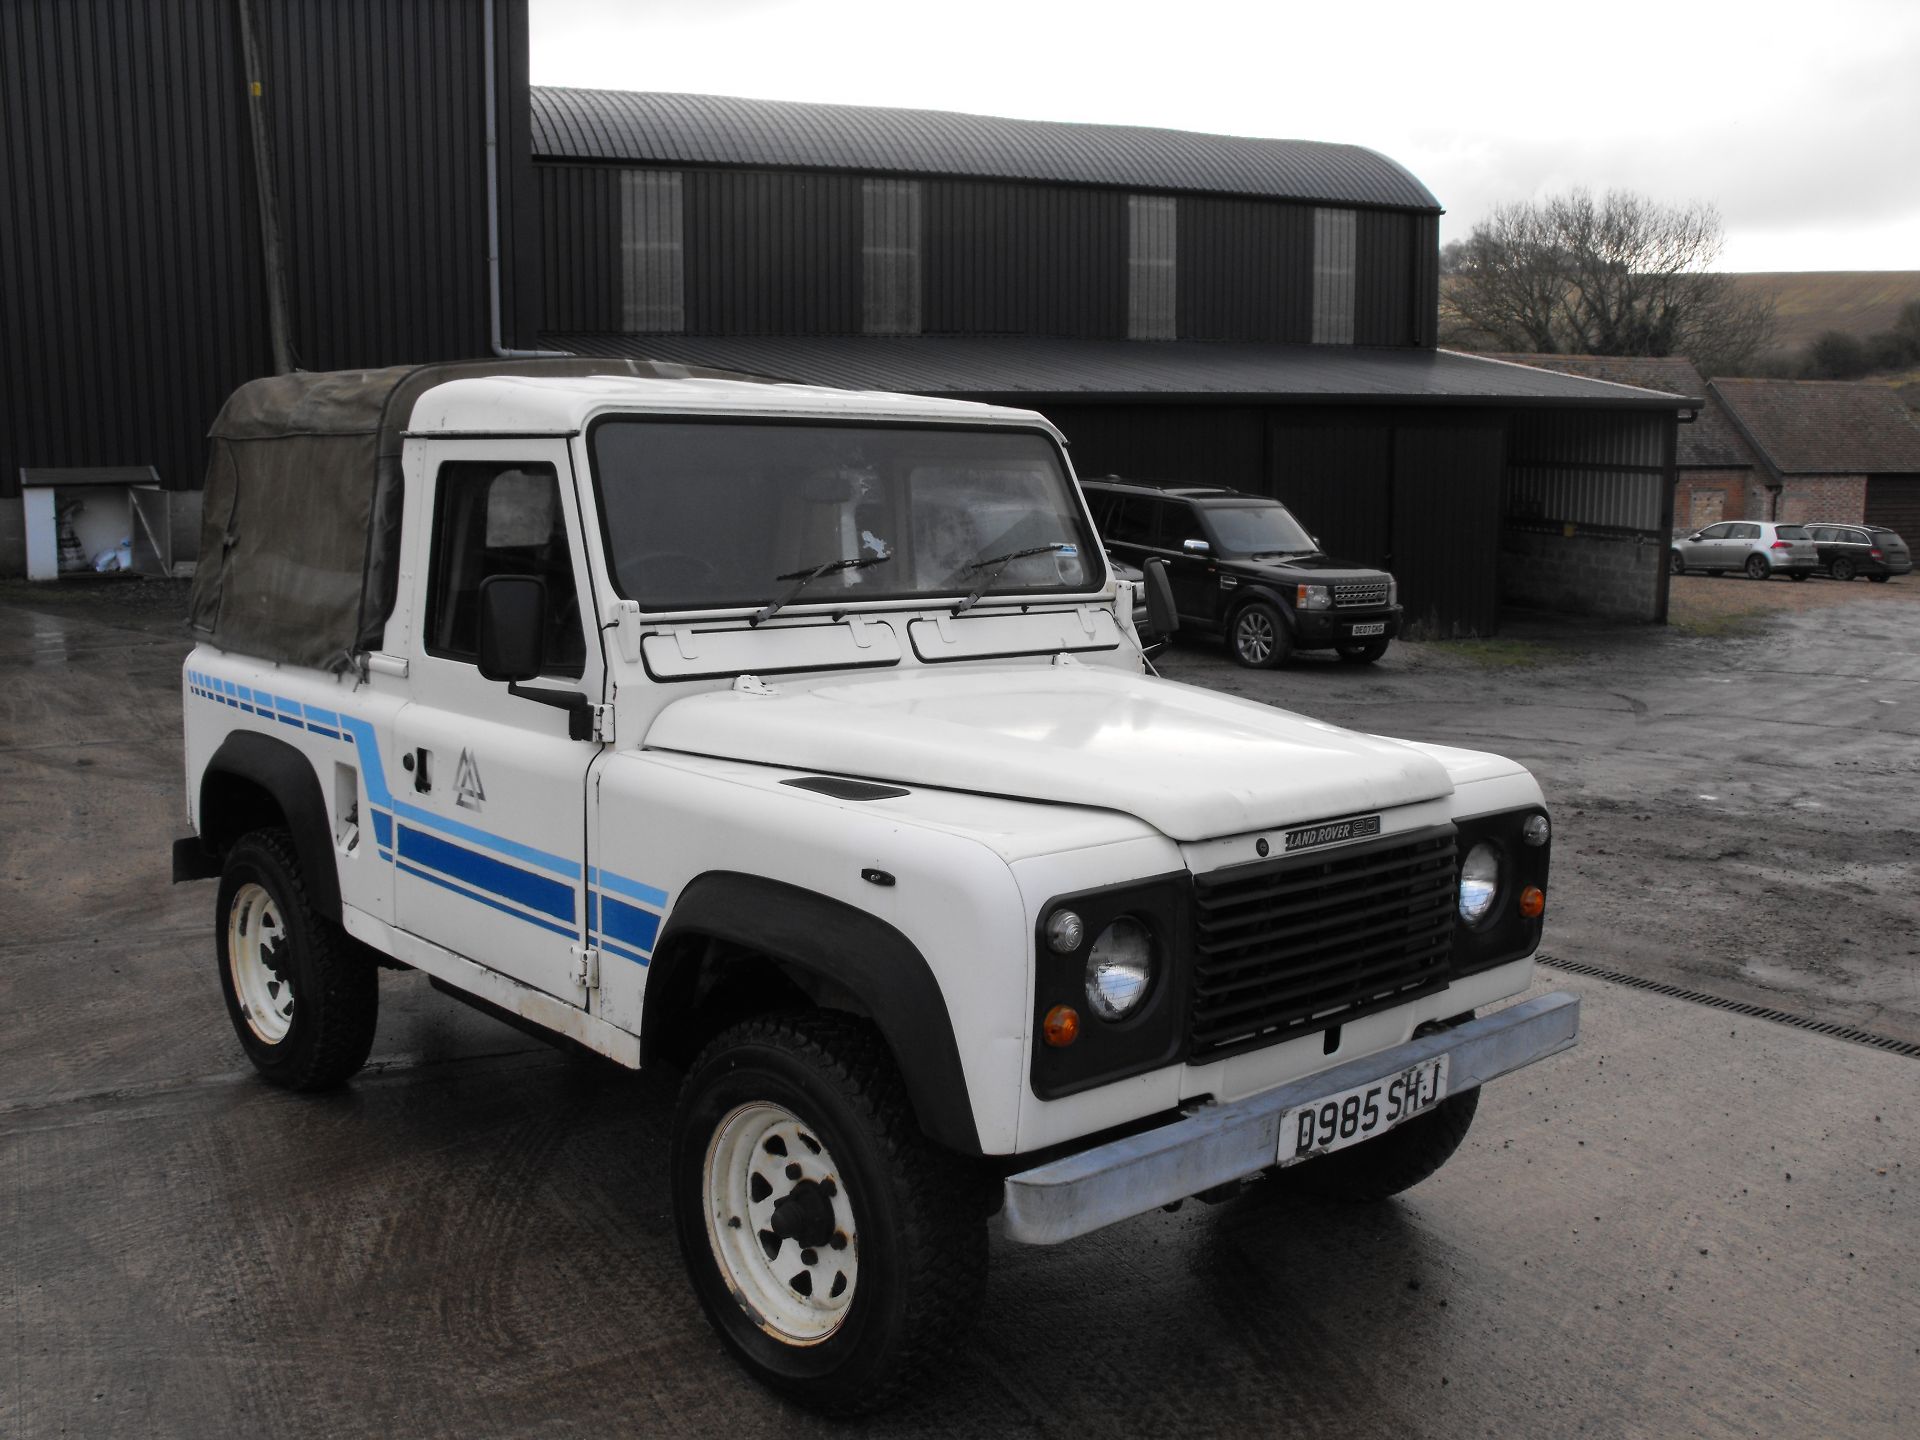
top-left (1294, 605), bottom-right (1402, 646)
top-left (999, 990), bottom-right (1580, 1245)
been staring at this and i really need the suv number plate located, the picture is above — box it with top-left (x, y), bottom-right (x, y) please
top-left (1349, 621), bottom-right (1386, 637)
top-left (1276, 1056), bottom-right (1449, 1165)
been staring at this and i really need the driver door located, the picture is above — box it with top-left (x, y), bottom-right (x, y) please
top-left (391, 443), bottom-right (602, 1006)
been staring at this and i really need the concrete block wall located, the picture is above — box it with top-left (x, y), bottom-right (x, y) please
top-left (1499, 526), bottom-right (1665, 622)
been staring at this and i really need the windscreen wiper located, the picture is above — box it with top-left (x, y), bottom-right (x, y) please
top-left (950, 543), bottom-right (1073, 616)
top-left (751, 552), bottom-right (891, 626)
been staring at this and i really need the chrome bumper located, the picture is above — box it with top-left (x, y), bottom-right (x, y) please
top-left (1000, 990), bottom-right (1581, 1245)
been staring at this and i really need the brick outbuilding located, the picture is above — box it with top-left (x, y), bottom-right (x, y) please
top-left (1708, 379), bottom-right (1920, 534)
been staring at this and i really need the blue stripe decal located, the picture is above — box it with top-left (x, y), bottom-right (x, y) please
top-left (590, 867), bottom-right (670, 910)
top-left (600, 937), bottom-right (651, 968)
top-left (397, 826), bottom-right (575, 923)
top-left (304, 704), bottom-right (339, 729)
top-left (395, 862), bottom-right (578, 940)
top-left (371, 810), bottom-right (393, 851)
top-left (600, 896), bottom-right (661, 955)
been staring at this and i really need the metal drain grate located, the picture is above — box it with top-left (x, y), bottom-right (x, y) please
top-left (1538, 956), bottom-right (1920, 1060)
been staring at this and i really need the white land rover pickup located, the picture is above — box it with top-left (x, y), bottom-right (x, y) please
top-left (176, 359), bottom-right (1578, 1413)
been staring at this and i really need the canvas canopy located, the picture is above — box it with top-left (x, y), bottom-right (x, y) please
top-left (188, 357), bottom-right (777, 670)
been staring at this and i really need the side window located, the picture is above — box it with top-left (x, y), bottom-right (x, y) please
top-left (1807, 527), bottom-right (1831, 542)
top-left (1108, 495), bottom-right (1158, 546)
top-left (1167, 503), bottom-right (1204, 549)
top-left (425, 461), bottom-right (586, 679)
top-left (1732, 523), bottom-right (1761, 540)
top-left (1698, 523), bottom-right (1732, 539)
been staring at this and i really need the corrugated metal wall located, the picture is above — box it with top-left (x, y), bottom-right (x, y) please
top-left (540, 164), bottom-right (621, 332)
top-left (685, 170), bottom-right (860, 334)
top-left (923, 180), bottom-right (1127, 337)
top-left (1268, 420), bottom-right (1393, 563)
top-left (0, 0), bottom-right (531, 498)
top-left (1508, 409), bottom-right (1669, 531)
top-left (1392, 424), bottom-right (1504, 633)
top-left (1176, 197), bottom-right (1312, 342)
top-left (1042, 405), bottom-right (1266, 487)
top-left (1354, 210), bottom-right (1415, 346)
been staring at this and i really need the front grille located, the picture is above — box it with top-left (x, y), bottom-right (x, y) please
top-left (1187, 826), bottom-right (1456, 1059)
top-left (1333, 580), bottom-right (1390, 609)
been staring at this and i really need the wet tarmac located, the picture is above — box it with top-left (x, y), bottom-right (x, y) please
top-left (3, 578), bottom-right (1915, 1438)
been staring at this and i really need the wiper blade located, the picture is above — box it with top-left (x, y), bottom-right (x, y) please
top-left (751, 551), bottom-right (891, 626)
top-left (951, 543), bottom-right (1072, 616)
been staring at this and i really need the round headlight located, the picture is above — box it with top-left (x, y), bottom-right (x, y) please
top-left (1522, 813), bottom-right (1550, 847)
top-left (1085, 917), bottom-right (1154, 1020)
top-left (1458, 841), bottom-right (1502, 926)
top-left (1045, 909), bottom-right (1084, 954)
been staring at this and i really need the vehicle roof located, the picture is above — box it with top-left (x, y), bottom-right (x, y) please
top-left (405, 372), bottom-right (1063, 440)
top-left (1081, 476), bottom-right (1270, 503)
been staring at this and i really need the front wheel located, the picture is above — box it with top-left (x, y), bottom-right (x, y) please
top-left (1745, 555), bottom-right (1770, 580)
top-left (215, 829), bottom-right (378, 1090)
top-left (1230, 601), bottom-right (1291, 669)
top-left (1669, 549), bottom-right (1686, 576)
top-left (1283, 1086), bottom-right (1480, 1201)
top-left (1336, 638), bottom-right (1389, 664)
top-left (671, 1014), bottom-right (985, 1415)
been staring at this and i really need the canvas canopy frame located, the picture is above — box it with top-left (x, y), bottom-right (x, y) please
top-left (188, 357), bottom-right (781, 671)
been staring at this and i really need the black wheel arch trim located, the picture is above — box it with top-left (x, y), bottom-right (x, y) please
top-left (646, 872), bottom-right (982, 1155)
top-left (198, 731), bottom-right (342, 923)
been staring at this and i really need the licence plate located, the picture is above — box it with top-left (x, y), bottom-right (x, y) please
top-left (1276, 1056), bottom-right (1449, 1165)
top-left (1349, 621), bottom-right (1386, 637)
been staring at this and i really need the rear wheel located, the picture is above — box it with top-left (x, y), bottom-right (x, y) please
top-left (1669, 550), bottom-right (1686, 575)
top-left (671, 1013), bottom-right (985, 1415)
top-left (1745, 555), bottom-right (1770, 580)
top-left (1336, 639), bottom-right (1389, 664)
top-left (1831, 557), bottom-right (1857, 582)
top-left (215, 829), bottom-right (377, 1090)
top-left (1230, 601), bottom-right (1291, 669)
top-left (1284, 1086), bottom-right (1481, 1201)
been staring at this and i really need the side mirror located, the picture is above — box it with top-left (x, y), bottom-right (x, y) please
top-left (477, 574), bottom-right (548, 682)
top-left (1142, 557), bottom-right (1180, 637)
top-left (1687, 533), bottom-right (1703, 542)
top-left (1182, 538), bottom-right (1211, 556)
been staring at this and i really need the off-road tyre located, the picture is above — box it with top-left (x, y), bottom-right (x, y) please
top-left (1230, 601), bottom-right (1291, 669)
top-left (215, 828), bottom-right (378, 1090)
top-left (1335, 639), bottom-right (1390, 665)
top-left (1745, 555), bottom-right (1770, 580)
top-left (670, 1012), bottom-right (986, 1415)
top-left (1669, 549), bottom-right (1685, 576)
top-left (1282, 1086), bottom-right (1480, 1202)
top-left (1831, 557), bottom-right (1856, 582)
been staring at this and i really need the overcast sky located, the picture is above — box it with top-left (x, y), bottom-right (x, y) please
top-left (530, 0), bottom-right (1919, 273)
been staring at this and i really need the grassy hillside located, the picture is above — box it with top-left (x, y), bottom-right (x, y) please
top-left (1728, 271), bottom-right (1920, 350)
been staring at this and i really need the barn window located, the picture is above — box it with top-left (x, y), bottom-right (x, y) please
top-left (1312, 207), bottom-right (1356, 344)
top-left (620, 170), bottom-right (685, 332)
top-left (1129, 195), bottom-right (1177, 339)
top-left (863, 179), bottom-right (922, 334)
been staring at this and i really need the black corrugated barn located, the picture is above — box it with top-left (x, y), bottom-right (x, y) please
top-left (2, 11), bottom-right (1689, 630)
top-left (528, 89), bottom-right (1691, 634)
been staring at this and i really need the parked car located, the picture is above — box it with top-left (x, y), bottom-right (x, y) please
top-left (1804, 522), bottom-right (1912, 582)
top-left (1669, 521), bottom-right (1818, 580)
top-left (1082, 477), bottom-right (1402, 667)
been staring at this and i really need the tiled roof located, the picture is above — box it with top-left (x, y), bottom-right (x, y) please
top-left (530, 88), bottom-right (1441, 211)
top-left (1484, 355), bottom-right (1753, 469)
top-left (543, 334), bottom-right (1694, 407)
top-left (1708, 379), bottom-right (1920, 476)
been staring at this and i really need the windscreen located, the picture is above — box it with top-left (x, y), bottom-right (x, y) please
top-left (592, 420), bottom-right (1099, 610)
top-left (1202, 504), bottom-right (1317, 557)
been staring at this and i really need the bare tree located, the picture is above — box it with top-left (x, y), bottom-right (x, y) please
top-left (1442, 189), bottom-right (1778, 374)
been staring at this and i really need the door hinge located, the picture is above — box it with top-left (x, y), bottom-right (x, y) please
top-left (591, 704), bottom-right (613, 743)
top-left (571, 945), bottom-right (600, 990)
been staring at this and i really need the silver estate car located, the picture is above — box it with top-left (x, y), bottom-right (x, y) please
top-left (1670, 521), bottom-right (1818, 580)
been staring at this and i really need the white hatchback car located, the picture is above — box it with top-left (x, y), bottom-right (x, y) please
top-left (1671, 521), bottom-right (1818, 580)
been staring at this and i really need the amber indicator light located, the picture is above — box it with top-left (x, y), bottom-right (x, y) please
top-left (1042, 1005), bottom-right (1081, 1047)
top-left (1520, 886), bottom-right (1545, 918)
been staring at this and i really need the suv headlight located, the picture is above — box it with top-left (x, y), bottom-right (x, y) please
top-left (1296, 584), bottom-right (1332, 611)
top-left (1086, 918), bottom-right (1155, 1019)
top-left (1458, 840), bottom-right (1502, 926)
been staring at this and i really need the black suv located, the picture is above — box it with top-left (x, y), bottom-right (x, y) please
top-left (1083, 477), bottom-right (1402, 667)
top-left (1804, 522), bottom-right (1912, 582)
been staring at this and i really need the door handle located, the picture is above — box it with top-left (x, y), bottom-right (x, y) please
top-left (402, 747), bottom-right (431, 793)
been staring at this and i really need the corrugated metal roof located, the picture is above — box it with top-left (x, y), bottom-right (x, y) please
top-left (1485, 354), bottom-right (1753, 469)
top-left (539, 335), bottom-right (1691, 407)
top-left (530, 88), bottom-right (1441, 212)
top-left (1708, 379), bottom-right (1920, 476)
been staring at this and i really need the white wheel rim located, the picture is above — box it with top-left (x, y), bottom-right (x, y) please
top-left (228, 881), bottom-right (295, 1044)
top-left (703, 1101), bottom-right (859, 1345)
top-left (1238, 612), bottom-right (1274, 662)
